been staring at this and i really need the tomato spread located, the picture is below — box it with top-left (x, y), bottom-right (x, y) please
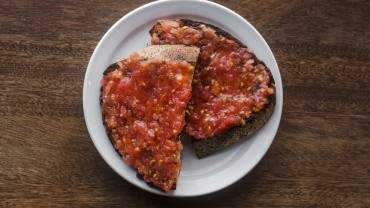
top-left (101, 54), bottom-right (193, 191)
top-left (152, 20), bottom-right (275, 139)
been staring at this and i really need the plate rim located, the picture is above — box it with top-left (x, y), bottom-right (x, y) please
top-left (83, 0), bottom-right (283, 197)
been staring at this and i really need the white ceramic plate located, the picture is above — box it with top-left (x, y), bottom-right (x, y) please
top-left (83, 0), bottom-right (283, 197)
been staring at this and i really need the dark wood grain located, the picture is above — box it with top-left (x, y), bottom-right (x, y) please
top-left (1, 0), bottom-right (369, 207)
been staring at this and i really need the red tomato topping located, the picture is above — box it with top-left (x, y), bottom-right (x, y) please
top-left (152, 20), bottom-right (275, 139)
top-left (101, 55), bottom-right (193, 191)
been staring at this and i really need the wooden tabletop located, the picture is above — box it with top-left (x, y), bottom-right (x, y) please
top-left (1, 0), bottom-right (369, 207)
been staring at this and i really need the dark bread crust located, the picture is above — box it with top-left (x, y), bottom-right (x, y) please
top-left (151, 19), bottom-right (276, 158)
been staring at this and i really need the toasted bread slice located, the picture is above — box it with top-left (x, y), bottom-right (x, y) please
top-left (150, 19), bottom-right (276, 158)
top-left (100, 45), bottom-right (199, 191)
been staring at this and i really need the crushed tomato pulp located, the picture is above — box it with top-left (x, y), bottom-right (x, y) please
top-left (152, 20), bottom-right (275, 139)
top-left (101, 54), bottom-right (193, 191)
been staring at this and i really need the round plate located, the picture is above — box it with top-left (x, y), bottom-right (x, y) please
top-left (83, 0), bottom-right (283, 197)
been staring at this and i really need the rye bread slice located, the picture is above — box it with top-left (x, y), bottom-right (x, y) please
top-left (150, 19), bottom-right (276, 158)
top-left (100, 45), bottom-right (200, 191)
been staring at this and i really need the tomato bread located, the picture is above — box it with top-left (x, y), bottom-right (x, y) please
top-left (100, 45), bottom-right (199, 191)
top-left (150, 19), bottom-right (275, 158)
